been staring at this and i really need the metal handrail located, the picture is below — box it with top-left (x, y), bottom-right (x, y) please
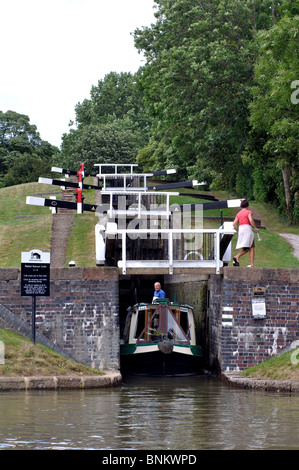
top-left (100, 191), bottom-right (179, 218)
top-left (105, 227), bottom-right (235, 274)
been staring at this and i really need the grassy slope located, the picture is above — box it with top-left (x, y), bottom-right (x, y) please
top-left (0, 183), bottom-right (54, 266)
top-left (0, 329), bottom-right (103, 377)
top-left (205, 190), bottom-right (299, 269)
top-left (242, 349), bottom-right (299, 381)
top-left (65, 188), bottom-right (98, 267)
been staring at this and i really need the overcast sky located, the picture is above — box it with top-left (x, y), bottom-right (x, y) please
top-left (1, 0), bottom-right (156, 148)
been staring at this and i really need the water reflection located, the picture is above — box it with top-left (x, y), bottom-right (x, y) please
top-left (0, 375), bottom-right (299, 450)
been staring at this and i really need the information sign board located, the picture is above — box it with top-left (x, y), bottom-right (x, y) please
top-left (21, 250), bottom-right (50, 296)
top-left (251, 297), bottom-right (266, 319)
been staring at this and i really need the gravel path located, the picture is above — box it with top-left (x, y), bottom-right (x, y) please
top-left (249, 204), bottom-right (299, 262)
top-left (50, 186), bottom-right (75, 267)
top-left (278, 233), bottom-right (299, 261)
top-left (50, 212), bottom-right (74, 267)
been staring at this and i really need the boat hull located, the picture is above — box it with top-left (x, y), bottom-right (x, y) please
top-left (120, 343), bottom-right (203, 377)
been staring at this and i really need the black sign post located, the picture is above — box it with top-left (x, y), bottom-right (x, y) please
top-left (21, 250), bottom-right (50, 343)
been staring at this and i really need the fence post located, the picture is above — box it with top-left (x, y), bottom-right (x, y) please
top-left (122, 232), bottom-right (127, 275)
top-left (215, 230), bottom-right (220, 274)
top-left (169, 231), bottom-right (173, 274)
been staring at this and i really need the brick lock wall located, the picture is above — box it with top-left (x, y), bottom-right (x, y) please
top-left (208, 274), bottom-right (223, 373)
top-left (2, 266), bottom-right (299, 374)
top-left (209, 267), bottom-right (299, 372)
top-left (0, 267), bottom-right (120, 371)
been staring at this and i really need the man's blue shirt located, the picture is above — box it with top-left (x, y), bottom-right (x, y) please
top-left (154, 289), bottom-right (166, 298)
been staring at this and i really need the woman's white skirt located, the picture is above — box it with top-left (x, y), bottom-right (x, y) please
top-left (236, 224), bottom-right (254, 249)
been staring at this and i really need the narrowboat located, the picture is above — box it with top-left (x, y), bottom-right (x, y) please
top-left (120, 298), bottom-right (203, 376)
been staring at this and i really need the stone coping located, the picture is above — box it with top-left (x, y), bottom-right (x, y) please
top-left (2, 370), bottom-right (299, 393)
top-left (0, 371), bottom-right (122, 391)
top-left (222, 372), bottom-right (299, 393)
top-left (0, 267), bottom-right (119, 282)
top-left (223, 266), bottom-right (299, 282)
top-left (1, 266), bottom-right (299, 282)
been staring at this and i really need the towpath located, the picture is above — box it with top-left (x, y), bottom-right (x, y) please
top-left (50, 186), bottom-right (74, 267)
top-left (242, 203), bottom-right (299, 262)
top-left (277, 233), bottom-right (299, 261)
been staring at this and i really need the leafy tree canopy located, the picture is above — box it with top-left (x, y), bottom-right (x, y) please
top-left (133, 0), bottom-right (283, 189)
top-left (0, 110), bottom-right (59, 187)
top-left (132, 0), bottom-right (298, 221)
top-left (246, 0), bottom-right (299, 221)
top-left (58, 122), bottom-right (140, 176)
top-left (59, 71), bottom-right (152, 174)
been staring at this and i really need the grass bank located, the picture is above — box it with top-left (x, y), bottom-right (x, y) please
top-left (0, 329), bottom-right (103, 377)
top-left (0, 182), bottom-right (53, 266)
top-left (242, 348), bottom-right (299, 381)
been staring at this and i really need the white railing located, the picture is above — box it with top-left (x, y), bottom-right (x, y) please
top-left (94, 163), bottom-right (138, 175)
top-left (96, 173), bottom-right (151, 191)
top-left (100, 191), bottom-right (179, 218)
top-left (104, 227), bottom-right (235, 275)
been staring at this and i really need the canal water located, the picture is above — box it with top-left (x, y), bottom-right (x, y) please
top-left (1, 374), bottom-right (299, 450)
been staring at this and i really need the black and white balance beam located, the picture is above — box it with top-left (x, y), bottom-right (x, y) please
top-left (51, 166), bottom-right (79, 177)
top-left (179, 199), bottom-right (244, 212)
top-left (39, 177), bottom-right (100, 191)
top-left (51, 165), bottom-right (90, 178)
top-left (26, 196), bottom-right (97, 214)
top-left (148, 180), bottom-right (205, 191)
top-left (27, 194), bottom-right (243, 216)
top-left (148, 169), bottom-right (177, 177)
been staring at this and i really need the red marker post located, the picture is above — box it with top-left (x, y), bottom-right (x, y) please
top-left (75, 163), bottom-right (85, 214)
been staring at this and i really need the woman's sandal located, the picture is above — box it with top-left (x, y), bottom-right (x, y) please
top-left (233, 257), bottom-right (239, 266)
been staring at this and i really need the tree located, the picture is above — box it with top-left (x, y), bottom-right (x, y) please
top-left (60, 72), bottom-right (152, 173)
top-left (133, 0), bottom-right (282, 190)
top-left (59, 122), bottom-right (140, 176)
top-left (0, 110), bottom-right (58, 187)
top-left (3, 153), bottom-right (52, 187)
top-left (0, 110), bottom-right (40, 148)
top-left (76, 72), bottom-right (149, 133)
top-left (247, 1), bottom-right (299, 221)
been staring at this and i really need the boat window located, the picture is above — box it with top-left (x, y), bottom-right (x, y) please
top-left (134, 307), bottom-right (190, 343)
top-left (166, 310), bottom-right (188, 342)
top-left (179, 311), bottom-right (189, 336)
top-left (123, 312), bottom-right (132, 342)
top-left (134, 309), bottom-right (156, 341)
top-left (135, 310), bottom-right (145, 338)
